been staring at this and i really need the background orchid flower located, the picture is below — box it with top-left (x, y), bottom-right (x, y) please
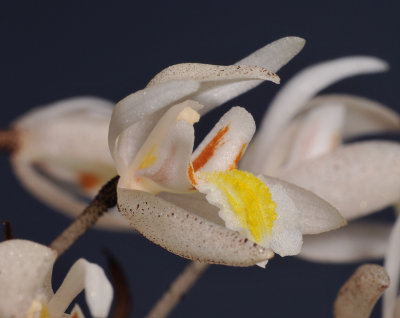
top-left (109, 40), bottom-right (346, 266)
top-left (6, 97), bottom-right (128, 229)
top-left (0, 239), bottom-right (113, 318)
top-left (238, 56), bottom-right (400, 265)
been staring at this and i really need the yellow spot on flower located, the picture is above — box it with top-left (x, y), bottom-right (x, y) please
top-left (197, 169), bottom-right (277, 243)
top-left (139, 146), bottom-right (157, 169)
top-left (39, 304), bottom-right (49, 318)
top-left (26, 300), bottom-right (49, 318)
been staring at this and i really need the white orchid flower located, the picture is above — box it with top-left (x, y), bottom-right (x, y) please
top-left (238, 55), bottom-right (400, 264)
top-left (109, 37), bottom-right (345, 267)
top-left (0, 239), bottom-right (113, 318)
top-left (113, 102), bottom-right (344, 267)
top-left (8, 97), bottom-right (127, 229)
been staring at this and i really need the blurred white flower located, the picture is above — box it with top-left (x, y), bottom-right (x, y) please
top-left (0, 239), bottom-right (113, 318)
top-left (109, 37), bottom-right (345, 267)
top-left (9, 97), bottom-right (127, 229)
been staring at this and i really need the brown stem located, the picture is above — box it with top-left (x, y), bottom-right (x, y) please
top-left (50, 176), bottom-right (119, 256)
top-left (334, 264), bottom-right (390, 318)
top-left (145, 261), bottom-right (209, 318)
top-left (2, 220), bottom-right (14, 240)
top-left (0, 129), bottom-right (19, 154)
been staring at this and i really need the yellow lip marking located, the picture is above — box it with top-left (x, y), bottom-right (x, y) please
top-left (196, 169), bottom-right (277, 243)
top-left (139, 145), bottom-right (157, 169)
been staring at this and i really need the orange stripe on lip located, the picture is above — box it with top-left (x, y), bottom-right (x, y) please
top-left (192, 125), bottom-right (229, 172)
top-left (228, 143), bottom-right (247, 170)
top-left (188, 164), bottom-right (197, 185)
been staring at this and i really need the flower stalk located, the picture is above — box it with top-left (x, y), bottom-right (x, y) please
top-left (145, 261), bottom-right (209, 318)
top-left (50, 176), bottom-right (119, 256)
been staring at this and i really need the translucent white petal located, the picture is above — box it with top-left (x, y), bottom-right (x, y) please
top-left (0, 240), bottom-right (56, 318)
top-left (133, 120), bottom-right (195, 192)
top-left (191, 107), bottom-right (255, 172)
top-left (15, 96), bottom-right (115, 194)
top-left (300, 222), bottom-right (390, 263)
top-left (194, 37), bottom-right (305, 114)
top-left (259, 175), bottom-right (346, 234)
top-left (48, 259), bottom-right (113, 318)
top-left (249, 119), bottom-right (301, 176)
top-left (118, 188), bottom-right (274, 266)
top-left (11, 156), bottom-right (129, 229)
top-left (147, 63), bottom-right (279, 87)
top-left (108, 80), bottom-right (200, 169)
top-left (278, 141), bottom-right (400, 220)
top-left (305, 94), bottom-right (400, 138)
top-left (10, 97), bottom-right (127, 229)
top-left (285, 103), bottom-right (345, 168)
top-left (243, 56), bottom-right (388, 173)
top-left (18, 114), bottom-right (113, 170)
top-left (383, 215), bottom-right (400, 318)
top-left (14, 96), bottom-right (113, 128)
top-left (268, 182), bottom-right (302, 256)
top-left (119, 101), bottom-right (202, 192)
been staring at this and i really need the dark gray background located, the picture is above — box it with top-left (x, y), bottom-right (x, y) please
top-left (0, 1), bottom-right (399, 317)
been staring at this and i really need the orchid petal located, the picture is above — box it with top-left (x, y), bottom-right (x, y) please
top-left (147, 63), bottom-right (279, 87)
top-left (119, 100), bottom-right (202, 193)
top-left (259, 175), bottom-right (346, 234)
top-left (192, 107), bottom-right (255, 172)
top-left (249, 119), bottom-right (301, 176)
top-left (383, 214), bottom-right (400, 318)
top-left (0, 240), bottom-right (56, 318)
top-left (11, 97), bottom-right (127, 229)
top-left (243, 56), bottom-right (388, 173)
top-left (15, 97), bottom-right (114, 171)
top-left (305, 94), bottom-right (400, 138)
top-left (267, 182), bottom-right (302, 256)
top-left (194, 37), bottom-right (305, 114)
top-left (278, 141), bottom-right (400, 220)
top-left (300, 222), bottom-right (390, 263)
top-left (14, 96), bottom-right (113, 127)
top-left (48, 259), bottom-right (113, 318)
top-left (334, 264), bottom-right (390, 318)
top-left (285, 103), bottom-right (345, 168)
top-left (108, 80), bottom-right (200, 168)
top-left (11, 156), bottom-right (129, 229)
top-left (118, 188), bottom-right (274, 266)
